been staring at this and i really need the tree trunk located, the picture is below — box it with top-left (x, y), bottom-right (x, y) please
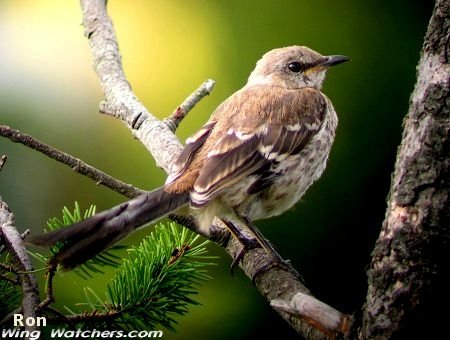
top-left (358, 0), bottom-right (449, 338)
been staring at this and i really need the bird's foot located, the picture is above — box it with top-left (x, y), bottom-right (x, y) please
top-left (220, 218), bottom-right (300, 281)
top-left (230, 236), bottom-right (261, 275)
top-left (220, 218), bottom-right (263, 275)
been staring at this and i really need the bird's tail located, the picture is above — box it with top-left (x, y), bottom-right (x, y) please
top-left (28, 187), bottom-right (190, 269)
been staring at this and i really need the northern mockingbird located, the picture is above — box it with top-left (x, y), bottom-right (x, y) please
top-left (30, 46), bottom-right (349, 269)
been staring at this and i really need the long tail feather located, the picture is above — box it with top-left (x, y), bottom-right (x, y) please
top-left (28, 187), bottom-right (190, 269)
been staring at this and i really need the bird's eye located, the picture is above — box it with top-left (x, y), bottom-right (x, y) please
top-left (288, 62), bottom-right (303, 73)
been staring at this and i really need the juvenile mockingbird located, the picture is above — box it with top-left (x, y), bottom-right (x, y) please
top-left (30, 46), bottom-right (349, 269)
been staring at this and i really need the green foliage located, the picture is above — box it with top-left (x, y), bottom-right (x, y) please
top-left (21, 202), bottom-right (215, 332)
top-left (0, 279), bottom-right (20, 320)
top-left (0, 254), bottom-right (21, 320)
top-left (72, 222), bottom-right (214, 332)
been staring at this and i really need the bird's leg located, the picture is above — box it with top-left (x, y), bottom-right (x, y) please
top-left (224, 211), bottom-right (303, 283)
top-left (237, 214), bottom-right (278, 255)
top-left (222, 212), bottom-right (282, 271)
top-left (220, 218), bottom-right (261, 275)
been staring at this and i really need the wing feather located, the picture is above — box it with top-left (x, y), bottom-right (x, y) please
top-left (192, 105), bottom-right (325, 205)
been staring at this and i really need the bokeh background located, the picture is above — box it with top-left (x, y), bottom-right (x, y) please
top-left (0, 1), bottom-right (434, 339)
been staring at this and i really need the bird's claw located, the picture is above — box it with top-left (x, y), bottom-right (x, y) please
top-left (230, 237), bottom-right (261, 276)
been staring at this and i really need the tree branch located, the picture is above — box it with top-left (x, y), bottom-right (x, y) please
top-left (47, 309), bottom-right (121, 324)
top-left (0, 197), bottom-right (40, 332)
top-left (80, 0), bottom-right (183, 173)
top-left (0, 155), bottom-right (7, 172)
top-left (0, 123), bottom-right (220, 240)
top-left (271, 293), bottom-right (350, 338)
top-left (0, 273), bottom-right (20, 286)
top-left (359, 0), bottom-right (450, 338)
top-left (79, 0), bottom-right (348, 338)
top-left (37, 263), bottom-right (57, 312)
top-left (0, 262), bottom-right (18, 274)
top-left (0, 125), bottom-right (144, 198)
top-left (163, 79), bottom-right (216, 132)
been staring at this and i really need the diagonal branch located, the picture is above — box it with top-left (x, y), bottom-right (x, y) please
top-left (0, 155), bottom-right (7, 172)
top-left (80, 0), bottom-right (183, 173)
top-left (79, 0), bottom-right (348, 338)
top-left (47, 309), bottom-right (121, 324)
top-left (0, 125), bottom-right (144, 198)
top-left (164, 79), bottom-right (216, 132)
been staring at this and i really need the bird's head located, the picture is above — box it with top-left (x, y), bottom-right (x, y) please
top-left (247, 45), bottom-right (349, 90)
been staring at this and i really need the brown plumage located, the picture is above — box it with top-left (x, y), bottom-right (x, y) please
top-left (166, 86), bottom-right (326, 192)
top-left (29, 46), bottom-right (349, 269)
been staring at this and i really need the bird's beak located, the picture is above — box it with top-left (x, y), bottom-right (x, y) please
top-left (305, 55), bottom-right (350, 75)
top-left (320, 55), bottom-right (351, 67)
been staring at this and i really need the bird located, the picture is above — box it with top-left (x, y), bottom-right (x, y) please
top-left (29, 46), bottom-right (349, 269)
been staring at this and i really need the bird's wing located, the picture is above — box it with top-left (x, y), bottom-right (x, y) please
top-left (190, 86), bottom-right (327, 206)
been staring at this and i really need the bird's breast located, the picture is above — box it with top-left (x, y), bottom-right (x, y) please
top-left (224, 102), bottom-right (338, 221)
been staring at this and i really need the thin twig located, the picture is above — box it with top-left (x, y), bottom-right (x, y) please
top-left (0, 125), bottom-right (145, 199)
top-left (0, 127), bottom-right (225, 241)
top-left (48, 309), bottom-right (121, 324)
top-left (0, 273), bottom-right (20, 285)
top-left (0, 155), bottom-right (7, 172)
top-left (164, 79), bottom-right (216, 132)
top-left (20, 229), bottom-right (31, 240)
top-left (46, 306), bottom-right (77, 330)
top-left (37, 263), bottom-right (57, 312)
top-left (0, 261), bottom-right (18, 274)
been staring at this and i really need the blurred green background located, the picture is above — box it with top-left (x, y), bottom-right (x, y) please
top-left (0, 0), bottom-right (433, 339)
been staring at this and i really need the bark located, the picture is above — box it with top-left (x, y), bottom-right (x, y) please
top-left (0, 198), bottom-right (40, 335)
top-left (359, 0), bottom-right (450, 338)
